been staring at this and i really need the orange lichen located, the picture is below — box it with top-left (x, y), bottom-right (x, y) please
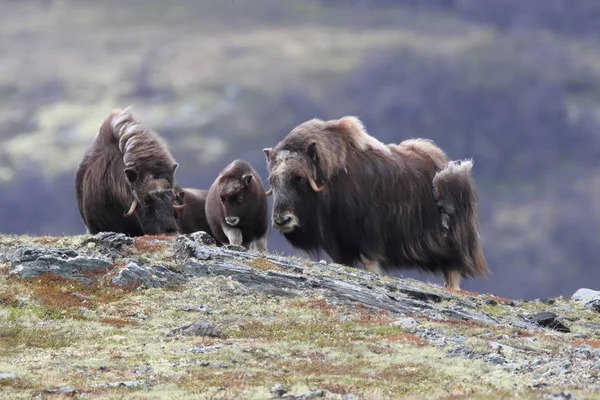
top-left (101, 317), bottom-right (137, 328)
top-left (571, 339), bottom-right (600, 348)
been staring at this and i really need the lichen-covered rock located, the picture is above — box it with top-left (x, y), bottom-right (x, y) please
top-left (111, 260), bottom-right (186, 288)
top-left (8, 247), bottom-right (112, 282)
top-left (83, 231), bottom-right (134, 250)
top-left (168, 320), bottom-right (221, 337)
top-left (190, 231), bottom-right (216, 246)
top-left (173, 236), bottom-right (210, 261)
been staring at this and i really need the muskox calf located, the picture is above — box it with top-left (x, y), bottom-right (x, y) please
top-left (75, 107), bottom-right (181, 236)
top-left (173, 184), bottom-right (213, 236)
top-left (263, 116), bottom-right (490, 290)
top-left (205, 160), bottom-right (269, 252)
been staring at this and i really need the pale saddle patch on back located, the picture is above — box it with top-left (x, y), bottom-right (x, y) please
top-left (336, 116), bottom-right (392, 156)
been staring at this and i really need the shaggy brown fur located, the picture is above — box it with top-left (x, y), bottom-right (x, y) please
top-left (263, 116), bottom-right (489, 290)
top-left (75, 107), bottom-right (180, 236)
top-left (173, 184), bottom-right (213, 236)
top-left (205, 159), bottom-right (269, 252)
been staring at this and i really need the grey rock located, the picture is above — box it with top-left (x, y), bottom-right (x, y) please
top-left (93, 380), bottom-right (149, 389)
top-left (270, 383), bottom-right (287, 397)
top-left (282, 390), bottom-right (325, 399)
top-left (484, 354), bottom-right (506, 365)
top-left (594, 349), bottom-right (600, 360)
top-left (586, 299), bottom-right (600, 312)
top-left (542, 392), bottom-right (576, 400)
top-left (504, 362), bottom-right (521, 371)
top-left (190, 231), bottom-right (216, 246)
top-left (448, 334), bottom-right (467, 343)
top-left (526, 312), bottom-right (570, 332)
top-left (572, 344), bottom-right (594, 359)
top-left (111, 260), bottom-right (185, 288)
top-left (572, 288), bottom-right (600, 301)
top-left (395, 282), bottom-right (451, 303)
top-left (441, 308), bottom-right (498, 325)
top-left (592, 363), bottom-right (600, 371)
top-left (198, 361), bottom-right (228, 368)
top-left (224, 244), bottom-right (246, 252)
top-left (532, 359), bottom-right (543, 366)
top-left (485, 298), bottom-right (498, 306)
top-left (83, 232), bottom-right (134, 249)
top-left (168, 320), bottom-right (221, 337)
top-left (189, 345), bottom-right (221, 354)
top-left (0, 253), bottom-right (7, 263)
top-left (69, 292), bottom-right (90, 300)
top-left (390, 317), bottom-right (419, 330)
top-left (447, 345), bottom-right (473, 358)
top-left (343, 396), bottom-right (358, 400)
top-left (173, 236), bottom-right (210, 261)
top-left (0, 373), bottom-right (16, 379)
top-left (34, 386), bottom-right (79, 397)
top-left (9, 247), bottom-right (112, 282)
top-left (319, 260), bottom-right (327, 264)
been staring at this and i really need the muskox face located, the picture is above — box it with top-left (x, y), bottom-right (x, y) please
top-left (123, 163), bottom-right (181, 235)
top-left (217, 174), bottom-right (255, 228)
top-left (263, 143), bottom-right (324, 234)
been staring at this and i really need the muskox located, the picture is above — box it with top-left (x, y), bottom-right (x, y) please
top-left (263, 116), bottom-right (489, 290)
top-left (173, 184), bottom-right (213, 236)
top-left (75, 107), bottom-right (182, 236)
top-left (205, 159), bottom-right (269, 252)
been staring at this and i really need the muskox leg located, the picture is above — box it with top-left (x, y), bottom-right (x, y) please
top-left (443, 270), bottom-right (461, 290)
top-left (360, 254), bottom-right (383, 275)
top-left (249, 235), bottom-right (268, 254)
top-left (222, 226), bottom-right (243, 246)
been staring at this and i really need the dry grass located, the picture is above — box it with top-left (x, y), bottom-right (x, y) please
top-left (248, 258), bottom-right (283, 272)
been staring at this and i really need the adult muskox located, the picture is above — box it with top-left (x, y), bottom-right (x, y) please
top-left (75, 107), bottom-right (182, 236)
top-left (263, 116), bottom-right (489, 290)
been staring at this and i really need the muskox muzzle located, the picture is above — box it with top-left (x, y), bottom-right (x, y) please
top-left (272, 211), bottom-right (299, 233)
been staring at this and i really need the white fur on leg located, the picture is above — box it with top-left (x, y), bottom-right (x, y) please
top-left (222, 225), bottom-right (243, 246)
top-left (249, 235), bottom-right (268, 253)
top-left (444, 270), bottom-right (461, 290)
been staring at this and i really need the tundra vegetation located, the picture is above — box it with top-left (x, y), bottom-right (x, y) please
top-left (0, 233), bottom-right (599, 399)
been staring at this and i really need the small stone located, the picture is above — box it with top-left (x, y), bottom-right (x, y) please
top-left (343, 395), bottom-right (358, 400)
top-left (173, 236), bottom-right (211, 261)
top-left (92, 381), bottom-right (148, 389)
top-left (319, 260), bottom-right (327, 265)
top-left (484, 354), bottom-right (506, 365)
top-left (594, 349), bottom-right (600, 360)
top-left (543, 392), bottom-right (576, 400)
top-left (526, 312), bottom-right (570, 333)
top-left (532, 359), bottom-right (543, 366)
top-left (504, 362), bottom-right (521, 371)
top-left (198, 361), bottom-right (228, 368)
top-left (190, 231), bottom-right (216, 246)
top-left (223, 244), bottom-right (246, 252)
top-left (36, 386), bottom-right (79, 396)
top-left (270, 383), bottom-right (287, 397)
top-left (168, 320), bottom-right (221, 337)
top-left (390, 317), bottom-right (419, 330)
top-left (83, 232), bottom-right (134, 249)
top-left (447, 345), bottom-right (473, 357)
top-left (69, 292), bottom-right (90, 300)
top-left (485, 298), bottom-right (498, 306)
top-left (572, 288), bottom-right (600, 301)
top-left (0, 373), bottom-right (16, 379)
top-left (592, 363), bottom-right (600, 371)
top-left (538, 298), bottom-right (556, 305)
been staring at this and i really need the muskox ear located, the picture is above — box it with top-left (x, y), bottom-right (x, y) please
top-left (307, 141), bottom-right (318, 164)
top-left (263, 148), bottom-right (273, 162)
top-left (124, 167), bottom-right (138, 184)
top-left (242, 174), bottom-right (253, 187)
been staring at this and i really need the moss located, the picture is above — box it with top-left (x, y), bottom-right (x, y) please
top-left (248, 258), bottom-right (284, 272)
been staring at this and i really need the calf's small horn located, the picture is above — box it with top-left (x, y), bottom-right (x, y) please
top-left (173, 204), bottom-right (186, 210)
top-left (265, 188), bottom-right (273, 196)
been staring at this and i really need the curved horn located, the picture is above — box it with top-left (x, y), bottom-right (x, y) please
top-left (173, 203), bottom-right (186, 210)
top-left (124, 199), bottom-right (138, 217)
top-left (265, 188), bottom-right (273, 196)
top-left (308, 176), bottom-right (325, 193)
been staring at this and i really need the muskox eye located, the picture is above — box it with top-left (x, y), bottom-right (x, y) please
top-left (294, 176), bottom-right (305, 185)
top-left (237, 195), bottom-right (243, 203)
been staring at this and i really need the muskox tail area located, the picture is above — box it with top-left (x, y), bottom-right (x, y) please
top-left (432, 159), bottom-right (490, 279)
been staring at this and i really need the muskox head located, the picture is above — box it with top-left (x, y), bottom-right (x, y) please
top-left (216, 172), bottom-right (257, 228)
top-left (263, 140), bottom-right (325, 233)
top-left (123, 163), bottom-right (183, 235)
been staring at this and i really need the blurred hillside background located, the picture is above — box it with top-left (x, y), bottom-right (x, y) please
top-left (1, 0), bottom-right (600, 300)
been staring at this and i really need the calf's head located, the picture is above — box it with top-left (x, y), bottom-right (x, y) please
top-left (217, 173), bottom-right (257, 227)
top-left (263, 143), bottom-right (325, 233)
top-left (123, 163), bottom-right (183, 235)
